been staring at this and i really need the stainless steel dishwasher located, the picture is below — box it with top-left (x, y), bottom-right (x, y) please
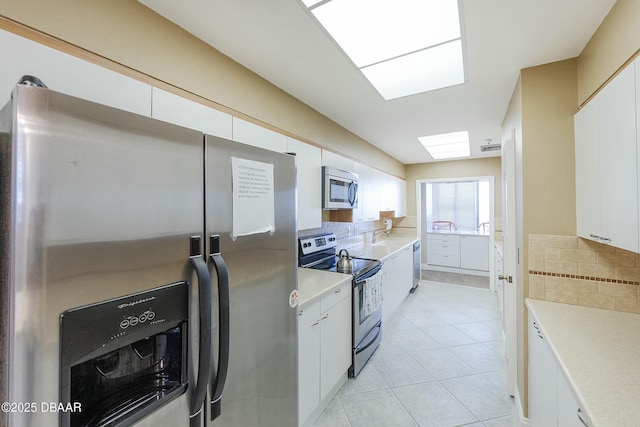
top-left (411, 240), bottom-right (421, 292)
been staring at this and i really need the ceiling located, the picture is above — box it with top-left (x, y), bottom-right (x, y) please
top-left (139, 0), bottom-right (616, 164)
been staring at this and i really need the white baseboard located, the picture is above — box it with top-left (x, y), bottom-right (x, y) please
top-left (514, 387), bottom-right (531, 427)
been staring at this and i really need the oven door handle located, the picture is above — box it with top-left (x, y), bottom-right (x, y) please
top-left (355, 323), bottom-right (382, 353)
top-left (354, 267), bottom-right (382, 285)
top-left (188, 236), bottom-right (212, 426)
top-left (209, 235), bottom-right (230, 422)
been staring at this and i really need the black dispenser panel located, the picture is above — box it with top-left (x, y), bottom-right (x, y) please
top-left (60, 282), bottom-right (189, 427)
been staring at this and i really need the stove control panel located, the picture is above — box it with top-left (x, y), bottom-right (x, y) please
top-left (299, 233), bottom-right (337, 256)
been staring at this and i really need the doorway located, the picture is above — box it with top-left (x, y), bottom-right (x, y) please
top-left (416, 176), bottom-right (495, 288)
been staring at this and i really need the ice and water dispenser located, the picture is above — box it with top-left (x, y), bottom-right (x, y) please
top-left (59, 282), bottom-right (189, 426)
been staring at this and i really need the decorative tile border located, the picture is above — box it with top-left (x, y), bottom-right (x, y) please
top-left (529, 270), bottom-right (639, 286)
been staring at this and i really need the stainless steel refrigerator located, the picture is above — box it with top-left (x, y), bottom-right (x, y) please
top-left (0, 82), bottom-right (298, 427)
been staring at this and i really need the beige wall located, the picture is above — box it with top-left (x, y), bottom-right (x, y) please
top-left (577, 0), bottom-right (640, 105)
top-left (0, 0), bottom-right (404, 177)
top-left (521, 59), bottom-right (578, 240)
top-left (405, 157), bottom-right (502, 220)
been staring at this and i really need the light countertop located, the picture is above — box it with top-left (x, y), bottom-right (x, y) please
top-left (297, 235), bottom-right (418, 308)
top-left (427, 230), bottom-right (490, 237)
top-left (297, 267), bottom-right (351, 308)
top-left (526, 299), bottom-right (640, 427)
top-left (350, 235), bottom-right (419, 261)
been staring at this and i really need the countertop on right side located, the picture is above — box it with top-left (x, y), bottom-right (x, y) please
top-left (526, 299), bottom-right (640, 427)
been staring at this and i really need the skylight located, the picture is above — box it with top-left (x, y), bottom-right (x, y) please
top-left (304, 0), bottom-right (465, 100)
top-left (418, 131), bottom-right (470, 160)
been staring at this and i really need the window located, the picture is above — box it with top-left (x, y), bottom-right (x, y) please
top-left (426, 179), bottom-right (490, 231)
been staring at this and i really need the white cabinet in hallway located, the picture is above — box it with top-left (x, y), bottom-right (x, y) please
top-left (460, 235), bottom-right (489, 271)
top-left (426, 234), bottom-right (461, 268)
top-left (426, 233), bottom-right (490, 275)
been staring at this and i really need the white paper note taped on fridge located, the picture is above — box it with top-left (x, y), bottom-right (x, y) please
top-left (231, 157), bottom-right (275, 238)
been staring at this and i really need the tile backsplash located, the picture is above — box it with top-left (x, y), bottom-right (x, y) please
top-left (528, 234), bottom-right (640, 313)
top-left (299, 217), bottom-right (417, 253)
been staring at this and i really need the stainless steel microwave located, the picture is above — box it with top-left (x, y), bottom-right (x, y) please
top-left (322, 166), bottom-right (358, 209)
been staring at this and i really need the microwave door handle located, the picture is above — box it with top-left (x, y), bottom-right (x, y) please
top-left (349, 181), bottom-right (357, 206)
top-left (209, 235), bottom-right (230, 421)
top-left (188, 237), bottom-right (213, 427)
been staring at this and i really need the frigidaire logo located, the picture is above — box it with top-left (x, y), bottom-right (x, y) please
top-left (117, 296), bottom-right (156, 310)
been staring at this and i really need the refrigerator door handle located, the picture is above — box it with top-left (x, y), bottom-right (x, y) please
top-left (189, 236), bottom-right (213, 427)
top-left (209, 234), bottom-right (230, 421)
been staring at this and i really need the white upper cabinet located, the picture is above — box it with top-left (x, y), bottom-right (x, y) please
top-left (393, 175), bottom-right (407, 217)
top-left (354, 162), bottom-right (380, 222)
top-left (321, 150), bottom-right (355, 172)
top-left (378, 173), bottom-right (407, 217)
top-left (151, 88), bottom-right (232, 138)
top-left (286, 138), bottom-right (322, 231)
top-left (232, 117), bottom-right (287, 152)
top-left (0, 29), bottom-right (151, 116)
top-left (574, 93), bottom-right (601, 241)
top-left (574, 60), bottom-right (639, 253)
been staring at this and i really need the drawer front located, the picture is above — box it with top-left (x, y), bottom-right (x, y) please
top-left (428, 234), bottom-right (460, 245)
top-left (320, 281), bottom-right (352, 312)
top-left (430, 253), bottom-right (460, 268)
top-left (431, 244), bottom-right (460, 256)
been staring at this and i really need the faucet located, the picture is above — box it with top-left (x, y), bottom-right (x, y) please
top-left (372, 228), bottom-right (390, 243)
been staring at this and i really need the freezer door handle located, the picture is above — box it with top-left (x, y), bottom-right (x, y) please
top-left (188, 236), bottom-right (213, 426)
top-left (209, 234), bottom-right (230, 421)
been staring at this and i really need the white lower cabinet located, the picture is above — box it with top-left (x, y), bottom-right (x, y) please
top-left (528, 313), bottom-right (588, 427)
top-left (557, 370), bottom-right (586, 427)
top-left (319, 296), bottom-right (352, 401)
top-left (381, 245), bottom-right (414, 323)
top-left (426, 234), bottom-right (461, 268)
top-left (298, 300), bottom-right (321, 426)
top-left (427, 233), bottom-right (489, 273)
top-left (528, 316), bottom-right (558, 427)
top-left (460, 235), bottom-right (489, 271)
top-left (298, 283), bottom-right (352, 426)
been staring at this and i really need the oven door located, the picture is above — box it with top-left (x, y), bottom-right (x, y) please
top-left (352, 269), bottom-right (382, 346)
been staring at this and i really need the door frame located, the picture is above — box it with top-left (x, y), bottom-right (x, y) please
top-left (502, 130), bottom-right (518, 397)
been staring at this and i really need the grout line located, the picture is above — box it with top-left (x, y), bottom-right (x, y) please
top-left (529, 270), bottom-right (639, 286)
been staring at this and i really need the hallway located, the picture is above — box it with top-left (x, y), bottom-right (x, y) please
top-left (313, 280), bottom-right (516, 427)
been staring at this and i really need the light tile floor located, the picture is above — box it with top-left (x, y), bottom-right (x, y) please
top-left (313, 280), bottom-right (517, 427)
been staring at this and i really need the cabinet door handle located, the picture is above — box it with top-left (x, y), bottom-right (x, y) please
top-left (334, 288), bottom-right (342, 293)
top-left (321, 314), bottom-right (329, 320)
top-left (311, 321), bottom-right (320, 327)
top-left (577, 408), bottom-right (590, 426)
